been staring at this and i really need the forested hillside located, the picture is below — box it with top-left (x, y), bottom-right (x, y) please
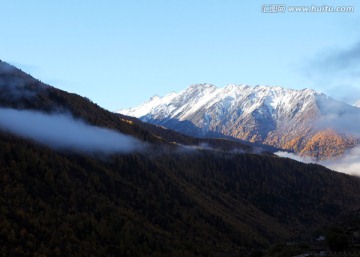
top-left (2, 132), bottom-right (360, 256)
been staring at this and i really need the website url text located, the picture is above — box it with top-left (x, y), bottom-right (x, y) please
top-left (261, 5), bottom-right (355, 13)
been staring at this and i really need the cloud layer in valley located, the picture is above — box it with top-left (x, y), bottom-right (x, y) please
top-left (276, 147), bottom-right (360, 177)
top-left (0, 108), bottom-right (145, 154)
top-left (274, 151), bottom-right (315, 164)
top-left (322, 146), bottom-right (360, 176)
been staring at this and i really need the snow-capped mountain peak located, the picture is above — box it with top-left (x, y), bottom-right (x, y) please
top-left (119, 84), bottom-right (324, 121)
top-left (117, 84), bottom-right (360, 159)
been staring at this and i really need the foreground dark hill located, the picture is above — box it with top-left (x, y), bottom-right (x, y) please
top-left (1, 60), bottom-right (360, 256)
top-left (2, 132), bottom-right (360, 257)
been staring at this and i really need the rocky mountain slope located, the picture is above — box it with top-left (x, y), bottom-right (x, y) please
top-left (119, 84), bottom-right (360, 159)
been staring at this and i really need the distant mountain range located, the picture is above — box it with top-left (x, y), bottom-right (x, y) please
top-left (119, 84), bottom-right (360, 159)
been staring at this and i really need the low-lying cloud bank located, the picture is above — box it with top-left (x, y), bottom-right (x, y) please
top-left (0, 108), bottom-right (145, 154)
top-left (1, 107), bottom-right (358, 173)
top-left (322, 146), bottom-right (360, 176)
top-left (276, 147), bottom-right (360, 177)
top-left (274, 151), bottom-right (315, 164)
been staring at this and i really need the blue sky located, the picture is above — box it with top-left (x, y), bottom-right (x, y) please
top-left (1, 0), bottom-right (360, 110)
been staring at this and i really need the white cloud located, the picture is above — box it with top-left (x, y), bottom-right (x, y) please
top-left (303, 40), bottom-right (360, 105)
top-left (0, 108), bottom-right (146, 154)
top-left (276, 147), bottom-right (360, 177)
top-left (322, 146), bottom-right (360, 176)
top-left (275, 151), bottom-right (316, 164)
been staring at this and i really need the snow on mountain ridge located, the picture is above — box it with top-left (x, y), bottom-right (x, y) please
top-left (117, 83), bottom-right (360, 159)
top-left (118, 84), bottom-right (332, 141)
top-left (118, 84), bottom-right (322, 121)
top-left (120, 91), bottom-right (177, 118)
